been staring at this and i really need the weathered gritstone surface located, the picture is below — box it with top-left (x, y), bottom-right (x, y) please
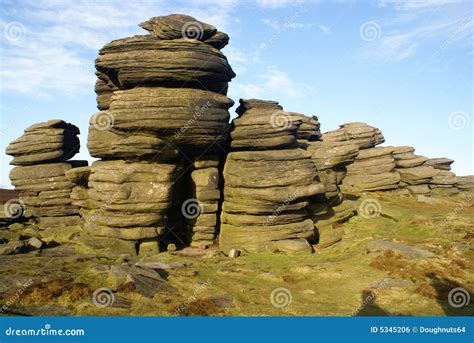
top-left (139, 14), bottom-right (229, 49)
top-left (5, 118), bottom-right (86, 239)
top-left (6, 120), bottom-right (80, 166)
top-left (91, 87), bottom-right (234, 151)
top-left (424, 158), bottom-right (455, 171)
top-left (9, 161), bottom-right (87, 223)
top-left (342, 146), bottom-right (401, 192)
top-left (456, 176), bottom-right (474, 190)
top-left (95, 36), bottom-right (235, 91)
top-left (184, 155), bottom-right (221, 249)
top-left (85, 14), bottom-right (236, 251)
top-left (230, 99), bottom-right (300, 150)
top-left (75, 160), bottom-right (180, 256)
top-left (323, 122), bottom-right (384, 149)
top-left (220, 149), bottom-right (324, 254)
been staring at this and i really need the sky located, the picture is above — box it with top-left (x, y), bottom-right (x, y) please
top-left (0, 0), bottom-right (472, 188)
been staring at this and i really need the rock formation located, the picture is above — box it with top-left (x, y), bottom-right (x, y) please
top-left (4, 14), bottom-right (473, 258)
top-left (219, 100), bottom-right (324, 254)
top-left (6, 120), bottom-right (86, 232)
top-left (80, 14), bottom-right (235, 255)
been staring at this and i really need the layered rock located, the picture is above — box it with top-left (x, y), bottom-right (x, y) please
top-left (307, 138), bottom-right (359, 247)
top-left (6, 120), bottom-right (80, 166)
top-left (95, 35), bottom-right (234, 93)
top-left (83, 14), bottom-right (236, 253)
top-left (220, 100), bottom-right (324, 254)
top-left (88, 87), bottom-right (234, 157)
top-left (74, 160), bottom-right (178, 255)
top-left (323, 122), bottom-right (384, 149)
top-left (456, 176), bottom-right (474, 191)
top-left (342, 146), bottom-right (400, 192)
top-left (391, 146), bottom-right (437, 195)
top-left (6, 120), bottom-right (85, 234)
top-left (184, 155), bottom-right (221, 248)
top-left (424, 158), bottom-right (455, 171)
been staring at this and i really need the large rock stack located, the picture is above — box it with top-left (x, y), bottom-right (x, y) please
top-left (81, 14), bottom-right (235, 254)
top-left (6, 120), bottom-right (86, 231)
top-left (219, 99), bottom-right (325, 254)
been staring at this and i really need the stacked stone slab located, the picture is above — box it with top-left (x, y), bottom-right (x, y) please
top-left (422, 157), bottom-right (458, 194)
top-left (219, 99), bottom-right (325, 254)
top-left (323, 123), bottom-right (400, 192)
top-left (342, 146), bottom-right (400, 192)
top-left (391, 146), bottom-right (437, 195)
top-left (6, 120), bottom-right (86, 230)
top-left (323, 122), bottom-right (384, 149)
top-left (184, 155), bottom-right (221, 248)
top-left (74, 160), bottom-right (179, 256)
top-left (425, 158), bottom-right (455, 171)
top-left (307, 138), bottom-right (359, 247)
top-left (456, 176), bottom-right (474, 191)
top-left (82, 14), bottom-right (235, 254)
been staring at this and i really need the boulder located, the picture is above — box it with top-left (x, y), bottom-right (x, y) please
top-left (6, 120), bottom-right (80, 166)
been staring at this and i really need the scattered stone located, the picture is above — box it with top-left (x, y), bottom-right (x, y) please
top-left (366, 240), bottom-right (435, 259)
top-left (135, 261), bottom-right (191, 270)
top-left (0, 241), bottom-right (26, 255)
top-left (27, 237), bottom-right (44, 249)
top-left (274, 239), bottom-right (313, 255)
top-left (228, 248), bottom-right (241, 258)
top-left (369, 278), bottom-right (413, 289)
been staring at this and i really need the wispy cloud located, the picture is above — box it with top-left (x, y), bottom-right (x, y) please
top-left (232, 67), bottom-right (309, 100)
top-left (359, 0), bottom-right (472, 62)
top-left (262, 17), bottom-right (313, 30)
top-left (318, 25), bottom-right (331, 33)
top-left (0, 0), bottom-right (239, 97)
top-left (257, 0), bottom-right (310, 9)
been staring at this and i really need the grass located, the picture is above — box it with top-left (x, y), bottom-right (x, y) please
top-left (0, 191), bottom-right (472, 316)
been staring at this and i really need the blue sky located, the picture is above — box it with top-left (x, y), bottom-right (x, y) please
top-left (0, 0), bottom-right (472, 188)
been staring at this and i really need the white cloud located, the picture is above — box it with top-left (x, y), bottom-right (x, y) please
top-left (257, 0), bottom-right (307, 8)
top-left (232, 67), bottom-right (309, 100)
top-left (318, 25), bottom-right (331, 33)
top-left (359, 1), bottom-right (472, 62)
top-left (262, 17), bottom-right (313, 30)
top-left (262, 18), bottom-right (280, 30)
top-left (0, 0), bottom-right (239, 97)
top-left (378, 0), bottom-right (462, 10)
